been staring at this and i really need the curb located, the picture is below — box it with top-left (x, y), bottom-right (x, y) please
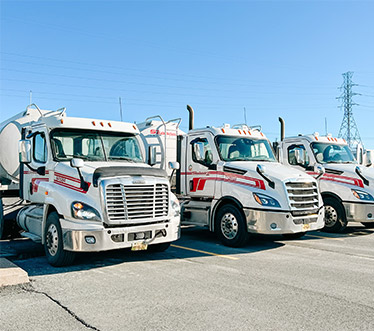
top-left (0, 258), bottom-right (29, 287)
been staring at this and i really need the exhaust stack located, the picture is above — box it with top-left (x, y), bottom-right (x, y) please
top-left (279, 117), bottom-right (285, 141)
top-left (187, 105), bottom-right (194, 131)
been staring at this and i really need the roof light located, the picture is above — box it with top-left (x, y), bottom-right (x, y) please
top-left (133, 125), bottom-right (137, 130)
top-left (238, 130), bottom-right (242, 134)
top-left (108, 123), bottom-right (112, 128)
top-left (100, 122), bottom-right (104, 127)
top-left (221, 128), bottom-right (225, 133)
top-left (92, 121), bottom-right (96, 126)
top-left (60, 119), bottom-right (64, 124)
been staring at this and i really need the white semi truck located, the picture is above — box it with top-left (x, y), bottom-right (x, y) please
top-left (0, 104), bottom-right (180, 266)
top-left (277, 118), bottom-right (374, 232)
top-left (137, 106), bottom-right (325, 247)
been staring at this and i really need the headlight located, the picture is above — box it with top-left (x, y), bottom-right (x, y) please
top-left (71, 202), bottom-right (101, 221)
top-left (253, 193), bottom-right (281, 208)
top-left (170, 194), bottom-right (180, 216)
top-left (351, 190), bottom-right (374, 201)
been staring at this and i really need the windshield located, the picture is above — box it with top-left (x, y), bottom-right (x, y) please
top-left (311, 142), bottom-right (356, 164)
top-left (50, 129), bottom-right (143, 162)
top-left (216, 135), bottom-right (276, 162)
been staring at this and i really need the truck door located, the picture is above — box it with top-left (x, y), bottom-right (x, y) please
top-left (185, 134), bottom-right (217, 198)
top-left (23, 129), bottom-right (50, 203)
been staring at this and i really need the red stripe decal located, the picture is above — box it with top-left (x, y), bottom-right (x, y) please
top-left (183, 170), bottom-right (266, 191)
top-left (307, 171), bottom-right (364, 188)
top-left (54, 172), bottom-right (81, 183)
top-left (54, 180), bottom-right (90, 193)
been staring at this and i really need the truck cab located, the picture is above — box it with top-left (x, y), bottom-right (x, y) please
top-left (138, 107), bottom-right (325, 247)
top-left (0, 105), bottom-right (180, 266)
top-left (279, 133), bottom-right (374, 231)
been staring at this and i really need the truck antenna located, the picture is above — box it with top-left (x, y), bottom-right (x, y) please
top-left (325, 117), bottom-right (328, 136)
top-left (119, 97), bottom-right (123, 121)
top-left (244, 107), bottom-right (247, 125)
top-left (29, 90), bottom-right (32, 104)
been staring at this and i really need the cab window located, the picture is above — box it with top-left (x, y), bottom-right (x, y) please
top-left (33, 133), bottom-right (47, 163)
top-left (191, 137), bottom-right (213, 167)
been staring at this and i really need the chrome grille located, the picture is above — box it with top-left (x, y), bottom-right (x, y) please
top-left (105, 183), bottom-right (169, 222)
top-left (286, 181), bottom-right (319, 216)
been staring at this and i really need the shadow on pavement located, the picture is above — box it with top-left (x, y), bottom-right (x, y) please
top-left (2, 226), bottom-right (285, 277)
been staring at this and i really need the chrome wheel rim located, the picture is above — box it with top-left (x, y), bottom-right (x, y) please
top-left (220, 213), bottom-right (238, 239)
top-left (46, 224), bottom-right (59, 256)
top-left (324, 205), bottom-right (338, 227)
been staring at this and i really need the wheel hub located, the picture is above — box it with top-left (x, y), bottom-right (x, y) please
top-left (324, 205), bottom-right (338, 227)
top-left (46, 224), bottom-right (58, 256)
top-left (220, 213), bottom-right (238, 239)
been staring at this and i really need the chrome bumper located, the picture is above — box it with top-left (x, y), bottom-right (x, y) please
top-left (244, 207), bottom-right (325, 234)
top-left (61, 216), bottom-right (180, 252)
top-left (343, 201), bottom-right (374, 223)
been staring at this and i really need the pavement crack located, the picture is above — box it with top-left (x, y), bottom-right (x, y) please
top-left (21, 284), bottom-right (101, 331)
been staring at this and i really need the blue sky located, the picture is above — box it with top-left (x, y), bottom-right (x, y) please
top-left (1, 0), bottom-right (374, 147)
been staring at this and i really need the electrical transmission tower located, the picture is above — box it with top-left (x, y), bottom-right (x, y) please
top-left (337, 71), bottom-right (362, 148)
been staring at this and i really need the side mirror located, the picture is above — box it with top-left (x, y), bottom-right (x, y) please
top-left (168, 161), bottom-right (180, 170)
top-left (257, 164), bottom-right (266, 174)
top-left (295, 149), bottom-right (305, 165)
top-left (19, 140), bottom-right (31, 164)
top-left (148, 146), bottom-right (157, 166)
top-left (70, 158), bottom-right (84, 168)
top-left (314, 164), bottom-right (325, 180)
top-left (193, 144), bottom-right (203, 161)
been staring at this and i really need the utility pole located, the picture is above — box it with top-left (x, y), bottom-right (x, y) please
top-left (337, 71), bottom-right (362, 149)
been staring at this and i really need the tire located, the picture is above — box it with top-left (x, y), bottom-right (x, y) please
top-left (322, 197), bottom-right (347, 233)
top-left (44, 212), bottom-right (75, 267)
top-left (214, 204), bottom-right (249, 247)
top-left (361, 222), bottom-right (374, 229)
top-left (282, 232), bottom-right (306, 240)
top-left (148, 242), bottom-right (170, 252)
top-left (0, 197), bottom-right (4, 240)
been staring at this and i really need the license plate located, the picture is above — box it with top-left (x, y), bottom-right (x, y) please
top-left (131, 242), bottom-right (148, 251)
top-left (302, 224), bottom-right (311, 231)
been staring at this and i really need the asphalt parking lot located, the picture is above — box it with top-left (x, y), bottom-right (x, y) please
top-left (1, 224), bottom-right (374, 331)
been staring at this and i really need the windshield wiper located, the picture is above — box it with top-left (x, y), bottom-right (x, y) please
top-left (108, 156), bottom-right (138, 162)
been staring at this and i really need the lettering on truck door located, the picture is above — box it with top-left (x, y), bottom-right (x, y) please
top-left (185, 135), bottom-right (217, 198)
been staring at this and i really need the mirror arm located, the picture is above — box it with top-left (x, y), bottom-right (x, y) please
top-left (75, 168), bottom-right (89, 191)
top-left (355, 167), bottom-right (369, 186)
top-left (256, 166), bottom-right (275, 189)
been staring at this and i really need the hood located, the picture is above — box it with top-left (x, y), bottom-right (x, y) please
top-left (322, 163), bottom-right (374, 183)
top-left (224, 161), bottom-right (314, 183)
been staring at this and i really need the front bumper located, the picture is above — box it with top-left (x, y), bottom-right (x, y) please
top-left (243, 207), bottom-right (325, 234)
top-left (61, 216), bottom-right (180, 252)
top-left (343, 201), bottom-right (374, 223)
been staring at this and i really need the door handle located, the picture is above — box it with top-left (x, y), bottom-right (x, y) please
top-left (189, 180), bottom-right (194, 191)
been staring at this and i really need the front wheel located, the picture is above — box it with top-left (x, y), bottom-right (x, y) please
top-left (361, 222), bottom-right (374, 229)
top-left (44, 212), bottom-right (75, 267)
top-left (215, 204), bottom-right (249, 247)
top-left (323, 197), bottom-right (347, 233)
